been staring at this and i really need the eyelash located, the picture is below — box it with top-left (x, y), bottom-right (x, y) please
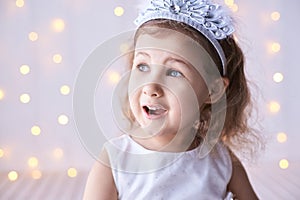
top-left (136, 64), bottom-right (184, 78)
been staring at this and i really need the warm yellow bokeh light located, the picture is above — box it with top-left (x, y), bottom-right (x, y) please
top-left (52, 18), bottom-right (65, 32)
top-left (53, 148), bottom-right (64, 159)
top-left (0, 148), bottom-right (4, 158)
top-left (16, 0), bottom-right (24, 8)
top-left (224, 0), bottom-right (234, 6)
top-left (28, 157), bottom-right (39, 168)
top-left (0, 89), bottom-right (4, 100)
top-left (31, 125), bottom-right (41, 136)
top-left (279, 159), bottom-right (289, 169)
top-left (268, 101), bottom-right (280, 113)
top-left (31, 170), bottom-right (42, 180)
top-left (58, 114), bottom-right (69, 125)
top-left (273, 72), bottom-right (284, 83)
top-left (271, 11), bottom-right (281, 21)
top-left (8, 171), bottom-right (18, 181)
top-left (277, 132), bottom-right (287, 143)
top-left (67, 168), bottom-right (78, 178)
top-left (20, 64), bottom-right (30, 75)
top-left (53, 54), bottom-right (62, 64)
top-left (28, 32), bottom-right (38, 41)
top-left (114, 6), bottom-right (124, 17)
top-left (230, 4), bottom-right (238, 12)
top-left (108, 71), bottom-right (121, 84)
top-left (20, 93), bottom-right (31, 104)
top-left (60, 85), bottom-right (70, 95)
top-left (271, 42), bottom-right (281, 53)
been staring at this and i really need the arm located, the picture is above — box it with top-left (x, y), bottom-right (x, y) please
top-left (227, 152), bottom-right (259, 200)
top-left (83, 150), bottom-right (118, 200)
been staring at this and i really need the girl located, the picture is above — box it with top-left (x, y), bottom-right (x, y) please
top-left (84, 0), bottom-right (262, 199)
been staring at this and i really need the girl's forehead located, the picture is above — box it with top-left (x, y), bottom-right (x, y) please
top-left (135, 33), bottom-right (218, 77)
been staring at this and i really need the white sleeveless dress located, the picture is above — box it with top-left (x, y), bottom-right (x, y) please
top-left (105, 134), bottom-right (233, 200)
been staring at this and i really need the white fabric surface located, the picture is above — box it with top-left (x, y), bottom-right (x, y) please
top-left (105, 134), bottom-right (232, 200)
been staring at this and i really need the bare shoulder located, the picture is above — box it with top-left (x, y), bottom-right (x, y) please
top-left (227, 150), bottom-right (259, 200)
top-left (83, 149), bottom-right (118, 200)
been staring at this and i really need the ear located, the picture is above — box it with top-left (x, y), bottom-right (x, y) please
top-left (205, 77), bottom-right (229, 104)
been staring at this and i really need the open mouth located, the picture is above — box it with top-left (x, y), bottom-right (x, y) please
top-left (142, 105), bottom-right (167, 118)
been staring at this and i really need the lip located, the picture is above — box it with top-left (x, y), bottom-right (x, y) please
top-left (142, 104), bottom-right (167, 120)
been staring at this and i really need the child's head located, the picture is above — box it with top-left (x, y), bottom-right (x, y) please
top-left (123, 0), bottom-right (254, 151)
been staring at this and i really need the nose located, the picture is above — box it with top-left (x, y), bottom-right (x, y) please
top-left (142, 84), bottom-right (163, 98)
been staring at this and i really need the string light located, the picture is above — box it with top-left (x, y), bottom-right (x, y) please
top-left (279, 159), bottom-right (289, 169)
top-left (28, 32), bottom-right (38, 41)
top-left (28, 157), bottom-right (39, 168)
top-left (15, 0), bottom-right (24, 8)
top-left (31, 125), bottom-right (41, 136)
top-left (277, 132), bottom-right (287, 143)
top-left (268, 101), bottom-right (280, 113)
top-left (52, 18), bottom-right (65, 32)
top-left (58, 114), bottom-right (69, 125)
top-left (224, 0), bottom-right (234, 6)
top-left (273, 72), bottom-right (284, 83)
top-left (20, 64), bottom-right (30, 75)
top-left (20, 93), bottom-right (31, 104)
top-left (0, 148), bottom-right (4, 158)
top-left (31, 170), bottom-right (42, 180)
top-left (271, 11), bottom-right (281, 21)
top-left (271, 42), bottom-right (281, 53)
top-left (0, 89), bottom-right (4, 100)
top-left (8, 171), bottom-right (18, 181)
top-left (67, 167), bottom-right (78, 178)
top-left (53, 148), bottom-right (64, 159)
top-left (60, 85), bottom-right (70, 95)
top-left (114, 6), bottom-right (125, 16)
top-left (108, 71), bottom-right (121, 84)
top-left (53, 54), bottom-right (62, 64)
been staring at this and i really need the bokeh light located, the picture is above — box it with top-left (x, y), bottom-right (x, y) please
top-left (15, 0), bottom-right (24, 8)
top-left (271, 42), bottom-right (281, 53)
top-left (28, 32), bottom-right (38, 41)
top-left (67, 167), bottom-right (77, 178)
top-left (277, 132), bottom-right (287, 143)
top-left (20, 64), bottom-right (30, 75)
top-left (31, 125), bottom-right (41, 136)
top-left (60, 85), bottom-right (70, 95)
top-left (0, 89), bottom-right (4, 100)
top-left (28, 157), bottom-right (39, 168)
top-left (271, 11), bottom-right (281, 21)
top-left (31, 169), bottom-right (42, 180)
top-left (230, 4), bottom-right (238, 12)
top-left (273, 72), bottom-right (284, 83)
top-left (53, 54), bottom-right (63, 64)
top-left (224, 0), bottom-right (234, 6)
top-left (108, 71), bottom-right (121, 84)
top-left (268, 101), bottom-right (280, 113)
top-left (279, 159), bottom-right (289, 169)
top-left (20, 93), bottom-right (31, 104)
top-left (53, 148), bottom-right (64, 159)
top-left (114, 6), bottom-right (124, 16)
top-left (8, 171), bottom-right (18, 181)
top-left (58, 114), bottom-right (69, 125)
top-left (0, 148), bottom-right (4, 158)
top-left (52, 18), bottom-right (65, 32)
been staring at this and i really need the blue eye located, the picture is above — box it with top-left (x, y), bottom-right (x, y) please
top-left (137, 64), bottom-right (150, 72)
top-left (167, 69), bottom-right (183, 77)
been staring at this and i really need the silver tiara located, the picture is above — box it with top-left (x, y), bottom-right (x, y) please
top-left (134, 0), bottom-right (235, 76)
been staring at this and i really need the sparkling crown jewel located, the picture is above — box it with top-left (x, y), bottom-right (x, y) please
top-left (135, 0), bottom-right (235, 76)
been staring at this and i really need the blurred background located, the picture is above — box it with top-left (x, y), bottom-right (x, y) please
top-left (0, 0), bottom-right (299, 199)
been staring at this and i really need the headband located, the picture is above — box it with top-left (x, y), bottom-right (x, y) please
top-left (134, 0), bottom-right (235, 76)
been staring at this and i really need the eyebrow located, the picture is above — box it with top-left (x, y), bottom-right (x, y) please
top-left (134, 51), bottom-right (190, 68)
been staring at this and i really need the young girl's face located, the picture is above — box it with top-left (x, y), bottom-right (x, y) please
top-left (128, 30), bottom-right (217, 145)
